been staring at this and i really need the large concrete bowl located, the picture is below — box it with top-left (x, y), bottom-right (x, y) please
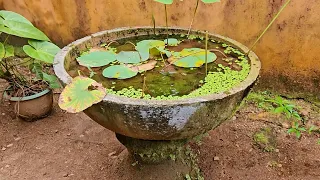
top-left (54, 27), bottom-right (261, 140)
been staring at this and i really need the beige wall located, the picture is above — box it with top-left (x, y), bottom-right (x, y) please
top-left (1, 0), bottom-right (320, 102)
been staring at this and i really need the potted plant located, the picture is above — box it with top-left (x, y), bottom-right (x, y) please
top-left (0, 10), bottom-right (61, 121)
top-left (53, 0), bottom-right (290, 168)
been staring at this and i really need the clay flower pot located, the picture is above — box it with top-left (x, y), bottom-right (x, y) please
top-left (3, 88), bottom-right (53, 121)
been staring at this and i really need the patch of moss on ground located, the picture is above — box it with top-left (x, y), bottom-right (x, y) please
top-left (253, 127), bottom-right (277, 152)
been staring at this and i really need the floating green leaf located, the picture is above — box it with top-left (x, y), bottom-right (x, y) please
top-left (23, 40), bottom-right (60, 63)
top-left (103, 65), bottom-right (138, 79)
top-left (169, 48), bottom-right (217, 68)
top-left (58, 76), bottom-right (106, 113)
top-left (116, 51), bottom-right (148, 64)
top-left (201, 0), bottom-right (220, 3)
top-left (0, 42), bottom-right (5, 59)
top-left (154, 0), bottom-right (173, 4)
top-left (0, 20), bottom-right (50, 41)
top-left (0, 10), bottom-right (33, 25)
top-left (77, 51), bottom-right (116, 67)
top-left (164, 38), bottom-right (180, 46)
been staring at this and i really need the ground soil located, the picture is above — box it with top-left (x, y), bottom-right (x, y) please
top-left (0, 79), bottom-right (320, 180)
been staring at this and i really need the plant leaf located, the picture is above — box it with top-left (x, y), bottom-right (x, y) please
top-left (0, 10), bottom-right (33, 25)
top-left (4, 44), bottom-right (14, 58)
top-left (0, 20), bottom-right (50, 41)
top-left (29, 63), bottom-right (43, 79)
top-left (169, 48), bottom-right (217, 68)
top-left (154, 0), bottom-right (173, 4)
top-left (102, 65), bottom-right (138, 79)
top-left (58, 76), bottom-right (106, 113)
top-left (77, 51), bottom-right (116, 67)
top-left (126, 60), bottom-right (158, 72)
top-left (0, 42), bottom-right (4, 59)
top-left (43, 72), bottom-right (61, 89)
top-left (274, 106), bottom-right (285, 113)
top-left (201, 0), bottom-right (220, 3)
top-left (116, 51), bottom-right (148, 64)
top-left (164, 38), bottom-right (180, 46)
top-left (23, 40), bottom-right (60, 63)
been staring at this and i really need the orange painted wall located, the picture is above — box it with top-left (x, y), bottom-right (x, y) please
top-left (1, 0), bottom-right (320, 101)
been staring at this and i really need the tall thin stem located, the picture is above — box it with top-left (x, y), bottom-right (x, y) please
top-left (165, 4), bottom-right (169, 44)
top-left (188, 0), bottom-right (200, 36)
top-left (205, 31), bottom-right (208, 75)
top-left (247, 0), bottom-right (292, 54)
top-left (152, 13), bottom-right (156, 35)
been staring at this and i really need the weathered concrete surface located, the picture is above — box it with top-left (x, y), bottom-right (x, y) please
top-left (1, 0), bottom-right (319, 102)
top-left (53, 27), bottom-right (260, 140)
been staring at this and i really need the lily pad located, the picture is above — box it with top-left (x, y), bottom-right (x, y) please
top-left (103, 65), bottom-right (138, 79)
top-left (136, 40), bottom-right (170, 58)
top-left (201, 0), bottom-right (220, 3)
top-left (126, 60), bottom-right (158, 72)
top-left (164, 38), bottom-right (180, 46)
top-left (169, 48), bottom-right (217, 68)
top-left (116, 51), bottom-right (148, 64)
top-left (154, 0), bottom-right (173, 4)
top-left (77, 51), bottom-right (116, 67)
top-left (58, 76), bottom-right (106, 113)
top-left (23, 40), bottom-right (60, 63)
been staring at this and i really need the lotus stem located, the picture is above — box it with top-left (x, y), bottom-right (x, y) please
top-left (246, 0), bottom-right (292, 55)
top-left (165, 4), bottom-right (169, 44)
top-left (188, 0), bottom-right (200, 36)
top-left (205, 31), bottom-right (208, 75)
top-left (142, 76), bottom-right (147, 98)
top-left (152, 13), bottom-right (156, 35)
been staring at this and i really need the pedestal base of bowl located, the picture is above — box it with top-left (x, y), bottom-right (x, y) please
top-left (116, 133), bottom-right (188, 164)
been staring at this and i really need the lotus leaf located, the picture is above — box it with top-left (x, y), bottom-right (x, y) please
top-left (77, 51), bottom-right (116, 67)
top-left (154, 0), bottom-right (173, 4)
top-left (201, 0), bottom-right (220, 3)
top-left (169, 48), bottom-right (217, 68)
top-left (23, 40), bottom-right (60, 64)
top-left (103, 65), bottom-right (138, 79)
top-left (0, 42), bottom-right (5, 59)
top-left (116, 51), bottom-right (148, 64)
top-left (58, 76), bottom-right (106, 113)
top-left (164, 38), bottom-right (180, 46)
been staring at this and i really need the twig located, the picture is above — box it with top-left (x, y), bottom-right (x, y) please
top-left (188, 0), bottom-right (200, 36)
top-left (205, 31), bottom-right (208, 75)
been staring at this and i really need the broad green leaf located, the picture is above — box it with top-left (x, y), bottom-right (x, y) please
top-left (4, 44), bottom-right (14, 58)
top-left (77, 51), bottom-right (116, 67)
top-left (58, 76), bottom-right (106, 113)
top-left (29, 63), bottom-right (43, 79)
top-left (116, 51), bottom-right (148, 64)
top-left (137, 40), bottom-right (165, 50)
top-left (169, 48), bottom-right (217, 68)
top-left (154, 0), bottom-right (173, 4)
top-left (135, 46), bottom-right (150, 61)
top-left (43, 72), bottom-right (61, 89)
top-left (201, 0), bottom-right (220, 3)
top-left (23, 40), bottom-right (60, 64)
top-left (0, 10), bottom-right (33, 25)
top-left (0, 42), bottom-right (4, 59)
top-left (274, 106), bottom-right (285, 113)
top-left (0, 21), bottom-right (50, 41)
top-left (102, 65), bottom-right (138, 79)
top-left (164, 38), bottom-right (180, 46)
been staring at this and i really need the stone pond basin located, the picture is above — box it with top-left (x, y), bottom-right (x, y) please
top-left (54, 27), bottom-right (261, 141)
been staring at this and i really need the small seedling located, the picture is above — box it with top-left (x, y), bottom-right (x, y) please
top-left (287, 122), bottom-right (306, 139)
top-left (266, 96), bottom-right (301, 120)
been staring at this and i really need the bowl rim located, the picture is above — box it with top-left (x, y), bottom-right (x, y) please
top-left (54, 26), bottom-right (261, 106)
